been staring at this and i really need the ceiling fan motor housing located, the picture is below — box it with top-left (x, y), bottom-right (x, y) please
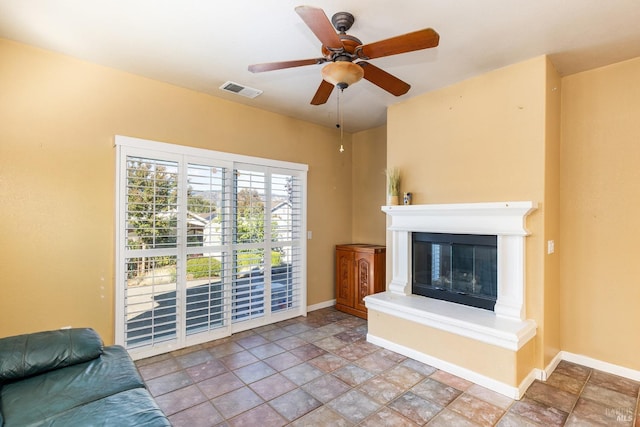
top-left (321, 33), bottom-right (362, 60)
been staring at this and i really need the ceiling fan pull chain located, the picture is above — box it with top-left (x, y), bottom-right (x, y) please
top-left (338, 88), bottom-right (345, 153)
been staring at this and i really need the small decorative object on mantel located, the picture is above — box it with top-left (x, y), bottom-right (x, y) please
top-left (386, 167), bottom-right (401, 205)
top-left (403, 192), bottom-right (412, 205)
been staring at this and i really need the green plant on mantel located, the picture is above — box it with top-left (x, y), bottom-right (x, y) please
top-left (386, 167), bottom-right (401, 196)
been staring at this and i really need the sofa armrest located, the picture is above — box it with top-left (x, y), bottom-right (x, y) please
top-left (0, 328), bottom-right (103, 383)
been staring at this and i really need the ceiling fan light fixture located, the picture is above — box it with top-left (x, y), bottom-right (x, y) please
top-left (321, 61), bottom-right (364, 89)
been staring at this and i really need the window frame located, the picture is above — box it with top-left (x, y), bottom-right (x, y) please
top-left (115, 135), bottom-right (308, 359)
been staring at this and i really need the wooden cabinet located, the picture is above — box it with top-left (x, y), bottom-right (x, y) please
top-left (335, 244), bottom-right (386, 319)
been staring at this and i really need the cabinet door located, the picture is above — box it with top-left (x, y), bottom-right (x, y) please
top-left (336, 249), bottom-right (355, 308)
top-left (354, 253), bottom-right (374, 313)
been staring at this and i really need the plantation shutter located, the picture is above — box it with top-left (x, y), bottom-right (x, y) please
top-left (231, 167), bottom-right (268, 321)
top-left (269, 171), bottom-right (304, 315)
top-left (184, 162), bottom-right (231, 336)
top-left (230, 167), bottom-right (304, 323)
top-left (123, 156), bottom-right (180, 348)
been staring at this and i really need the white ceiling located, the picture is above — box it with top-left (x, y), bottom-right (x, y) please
top-left (2, 0), bottom-right (640, 132)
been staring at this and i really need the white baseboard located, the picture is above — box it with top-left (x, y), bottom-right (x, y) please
top-left (559, 351), bottom-right (640, 382)
top-left (307, 299), bottom-right (335, 312)
top-left (541, 351), bottom-right (563, 381)
top-left (367, 333), bottom-right (529, 399)
top-left (523, 350), bottom-right (640, 396)
top-left (365, 335), bottom-right (640, 399)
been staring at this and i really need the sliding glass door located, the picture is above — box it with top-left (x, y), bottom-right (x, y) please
top-left (115, 136), bottom-right (306, 359)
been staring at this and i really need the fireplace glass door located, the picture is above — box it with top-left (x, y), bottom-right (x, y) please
top-left (412, 233), bottom-right (497, 311)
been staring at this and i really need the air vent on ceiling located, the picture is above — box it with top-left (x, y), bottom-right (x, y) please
top-left (219, 81), bottom-right (263, 99)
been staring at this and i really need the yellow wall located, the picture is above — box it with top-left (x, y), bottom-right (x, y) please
top-left (0, 38), bottom-right (358, 344)
top-left (542, 59), bottom-right (562, 367)
top-left (387, 56), bottom-right (547, 205)
top-left (560, 56), bottom-right (640, 370)
top-left (386, 56), bottom-right (557, 372)
top-left (351, 125), bottom-right (387, 245)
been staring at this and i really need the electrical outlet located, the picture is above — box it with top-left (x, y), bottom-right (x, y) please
top-left (547, 240), bottom-right (555, 254)
top-left (307, 231), bottom-right (313, 240)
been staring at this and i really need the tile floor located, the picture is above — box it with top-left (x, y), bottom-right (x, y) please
top-left (135, 307), bottom-right (640, 426)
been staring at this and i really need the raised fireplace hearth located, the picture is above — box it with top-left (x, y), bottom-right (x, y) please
top-left (364, 201), bottom-right (539, 398)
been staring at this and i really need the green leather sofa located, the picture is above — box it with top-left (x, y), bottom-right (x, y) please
top-left (0, 328), bottom-right (170, 426)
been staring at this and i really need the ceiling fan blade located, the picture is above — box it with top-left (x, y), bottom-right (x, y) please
top-left (359, 62), bottom-right (410, 96)
top-left (311, 80), bottom-right (334, 105)
top-left (248, 58), bottom-right (326, 73)
top-left (295, 5), bottom-right (344, 50)
top-left (357, 28), bottom-right (440, 60)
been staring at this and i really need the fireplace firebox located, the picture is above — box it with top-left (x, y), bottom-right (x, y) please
top-left (412, 232), bottom-right (497, 311)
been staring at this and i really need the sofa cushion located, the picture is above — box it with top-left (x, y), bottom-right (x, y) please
top-left (14, 388), bottom-right (171, 427)
top-left (0, 328), bottom-right (103, 383)
top-left (0, 346), bottom-right (146, 426)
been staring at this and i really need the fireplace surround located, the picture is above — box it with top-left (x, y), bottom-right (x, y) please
top-left (371, 201), bottom-right (536, 321)
top-left (364, 201), bottom-right (539, 398)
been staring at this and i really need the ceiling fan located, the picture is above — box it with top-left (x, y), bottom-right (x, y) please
top-left (248, 6), bottom-right (440, 105)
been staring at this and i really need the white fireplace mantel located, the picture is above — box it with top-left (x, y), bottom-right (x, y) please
top-left (382, 201), bottom-right (536, 236)
top-left (380, 201), bottom-right (536, 322)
